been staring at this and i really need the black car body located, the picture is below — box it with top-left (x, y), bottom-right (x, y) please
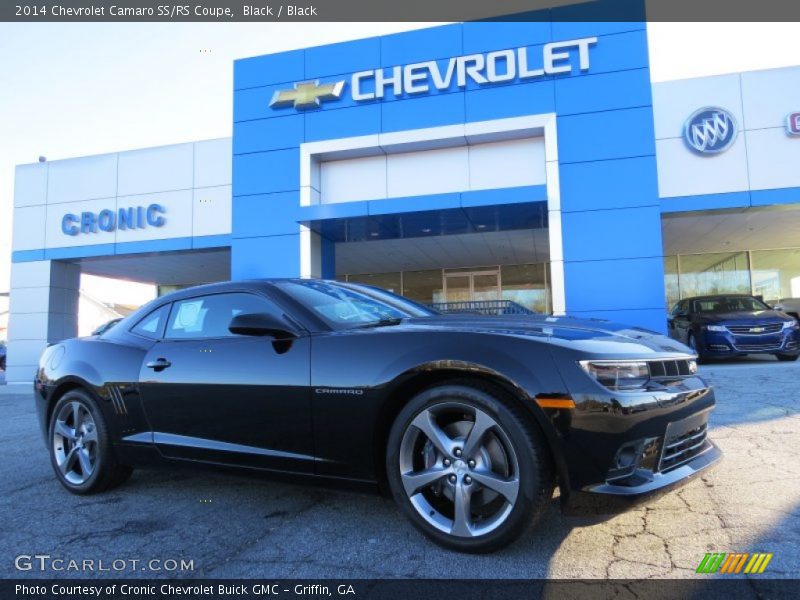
top-left (667, 294), bottom-right (800, 361)
top-left (35, 279), bottom-right (721, 552)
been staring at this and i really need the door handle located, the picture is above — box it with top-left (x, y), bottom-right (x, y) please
top-left (146, 358), bottom-right (172, 371)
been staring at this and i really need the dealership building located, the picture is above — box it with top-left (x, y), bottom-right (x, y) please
top-left (7, 20), bottom-right (800, 382)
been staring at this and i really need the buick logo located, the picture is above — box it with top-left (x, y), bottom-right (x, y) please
top-left (684, 107), bottom-right (738, 155)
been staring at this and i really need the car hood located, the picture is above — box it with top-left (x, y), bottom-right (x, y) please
top-left (695, 310), bottom-right (792, 325)
top-left (393, 314), bottom-right (691, 357)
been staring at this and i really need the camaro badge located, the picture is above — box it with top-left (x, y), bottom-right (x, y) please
top-left (269, 80), bottom-right (345, 109)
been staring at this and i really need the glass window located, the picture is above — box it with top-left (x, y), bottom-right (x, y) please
top-left (692, 296), bottom-right (769, 313)
top-left (275, 280), bottom-right (418, 329)
top-left (165, 293), bottom-right (277, 339)
top-left (345, 272), bottom-right (401, 295)
top-left (131, 304), bottom-right (170, 339)
top-left (678, 252), bottom-right (751, 299)
top-left (751, 249), bottom-right (800, 304)
top-left (403, 270), bottom-right (444, 305)
top-left (664, 256), bottom-right (680, 310)
top-left (501, 264), bottom-right (548, 313)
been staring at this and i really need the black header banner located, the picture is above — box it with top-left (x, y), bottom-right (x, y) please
top-left (3, 0), bottom-right (800, 22)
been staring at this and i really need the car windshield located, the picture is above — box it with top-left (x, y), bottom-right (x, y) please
top-left (695, 296), bottom-right (771, 313)
top-left (275, 280), bottom-right (435, 329)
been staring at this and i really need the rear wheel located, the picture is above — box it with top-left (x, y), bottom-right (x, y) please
top-left (775, 353), bottom-right (799, 362)
top-left (49, 389), bottom-right (133, 494)
top-left (386, 383), bottom-right (553, 553)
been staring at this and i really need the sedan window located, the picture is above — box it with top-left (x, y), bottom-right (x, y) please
top-left (694, 296), bottom-right (770, 313)
top-left (130, 305), bottom-right (170, 339)
top-left (165, 293), bottom-right (279, 339)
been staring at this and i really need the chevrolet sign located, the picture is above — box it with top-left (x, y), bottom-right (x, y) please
top-left (269, 37), bottom-right (597, 110)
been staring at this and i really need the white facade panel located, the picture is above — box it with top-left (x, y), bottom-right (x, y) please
top-left (320, 155), bottom-right (387, 204)
top-left (10, 261), bottom-right (52, 289)
top-left (117, 143), bottom-right (194, 196)
top-left (9, 287), bottom-right (50, 315)
top-left (44, 197), bottom-right (117, 249)
top-left (656, 135), bottom-right (750, 198)
top-left (192, 185), bottom-right (233, 237)
top-left (12, 205), bottom-right (47, 251)
top-left (387, 146), bottom-right (469, 198)
top-left (741, 66), bottom-right (800, 131)
top-left (194, 138), bottom-right (232, 189)
top-left (468, 138), bottom-right (546, 191)
top-left (652, 73), bottom-right (743, 140)
top-left (746, 128), bottom-right (800, 191)
top-left (7, 312), bottom-right (49, 341)
top-left (14, 163), bottom-right (48, 207)
top-left (114, 190), bottom-right (194, 243)
top-left (47, 154), bottom-right (117, 204)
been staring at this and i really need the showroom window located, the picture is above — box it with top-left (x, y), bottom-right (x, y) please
top-left (501, 264), bottom-right (550, 313)
top-left (677, 252), bottom-right (751, 300)
top-left (751, 248), bottom-right (800, 304)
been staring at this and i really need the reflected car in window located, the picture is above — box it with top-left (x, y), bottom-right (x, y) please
top-left (36, 279), bottom-right (721, 553)
top-left (667, 294), bottom-right (800, 362)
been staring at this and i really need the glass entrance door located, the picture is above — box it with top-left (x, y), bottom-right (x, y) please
top-left (443, 269), bottom-right (500, 303)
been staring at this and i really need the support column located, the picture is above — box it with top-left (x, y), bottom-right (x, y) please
top-left (6, 260), bottom-right (80, 383)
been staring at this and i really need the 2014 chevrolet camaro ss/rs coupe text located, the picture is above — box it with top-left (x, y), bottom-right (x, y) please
top-left (35, 279), bottom-right (721, 552)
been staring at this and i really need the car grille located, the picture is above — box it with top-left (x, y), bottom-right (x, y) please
top-left (660, 423), bottom-right (709, 472)
top-left (726, 323), bottom-right (782, 335)
top-left (733, 342), bottom-right (783, 351)
top-left (647, 359), bottom-right (694, 378)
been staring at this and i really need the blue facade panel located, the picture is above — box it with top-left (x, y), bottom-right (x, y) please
top-left (305, 37), bottom-right (381, 79)
top-left (233, 192), bottom-right (301, 238)
top-left (462, 21), bottom-right (551, 54)
top-left (558, 107), bottom-right (656, 163)
top-left (233, 150), bottom-right (300, 196)
top-left (379, 24), bottom-right (463, 67)
top-left (305, 104), bottom-right (381, 142)
top-left (233, 115), bottom-right (304, 154)
top-left (234, 49), bottom-right (304, 90)
top-left (381, 93), bottom-right (466, 133)
top-left (560, 157), bottom-right (659, 212)
top-left (562, 205), bottom-right (663, 263)
top-left (564, 256), bottom-right (665, 312)
top-left (554, 68), bottom-right (652, 115)
top-left (231, 234), bottom-right (301, 279)
top-left (464, 79), bottom-right (555, 122)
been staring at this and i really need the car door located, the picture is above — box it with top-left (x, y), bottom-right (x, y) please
top-left (669, 300), bottom-right (692, 344)
top-left (138, 291), bottom-right (314, 472)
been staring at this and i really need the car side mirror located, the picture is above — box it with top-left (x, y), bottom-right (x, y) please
top-left (228, 313), bottom-right (298, 339)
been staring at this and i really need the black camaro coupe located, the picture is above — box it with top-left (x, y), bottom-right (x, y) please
top-left (36, 279), bottom-right (721, 552)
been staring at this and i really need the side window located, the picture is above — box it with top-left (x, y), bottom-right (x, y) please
top-left (130, 304), bottom-right (171, 339)
top-left (165, 293), bottom-right (280, 340)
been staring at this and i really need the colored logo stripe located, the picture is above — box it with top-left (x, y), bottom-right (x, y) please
top-left (697, 552), bottom-right (773, 574)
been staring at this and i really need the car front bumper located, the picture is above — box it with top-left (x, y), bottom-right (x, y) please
top-left (698, 327), bottom-right (800, 356)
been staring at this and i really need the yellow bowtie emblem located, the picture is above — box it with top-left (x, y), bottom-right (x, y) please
top-left (269, 80), bottom-right (345, 109)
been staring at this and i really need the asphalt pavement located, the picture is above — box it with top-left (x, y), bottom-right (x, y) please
top-left (1, 358), bottom-right (798, 580)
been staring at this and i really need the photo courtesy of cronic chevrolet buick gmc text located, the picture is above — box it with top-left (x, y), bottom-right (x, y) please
top-left (667, 294), bottom-right (800, 362)
top-left (35, 280), bottom-right (721, 553)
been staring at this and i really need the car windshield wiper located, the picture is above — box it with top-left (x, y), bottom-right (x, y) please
top-left (354, 317), bottom-right (404, 329)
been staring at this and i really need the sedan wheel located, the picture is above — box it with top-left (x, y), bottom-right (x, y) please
top-left (49, 390), bottom-right (133, 494)
top-left (387, 384), bottom-right (553, 553)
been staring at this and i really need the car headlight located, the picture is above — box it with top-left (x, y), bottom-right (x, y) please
top-left (705, 325), bottom-right (727, 332)
top-left (579, 360), bottom-right (650, 391)
top-left (782, 320), bottom-right (799, 330)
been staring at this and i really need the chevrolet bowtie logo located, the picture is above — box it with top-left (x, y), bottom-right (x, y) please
top-left (269, 80), bottom-right (345, 110)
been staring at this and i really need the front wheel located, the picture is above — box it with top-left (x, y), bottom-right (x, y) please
top-left (775, 353), bottom-right (799, 362)
top-left (687, 332), bottom-right (707, 364)
top-left (386, 383), bottom-right (554, 553)
top-left (48, 390), bottom-right (133, 494)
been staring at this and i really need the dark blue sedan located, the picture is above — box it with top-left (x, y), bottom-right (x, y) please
top-left (668, 294), bottom-right (800, 362)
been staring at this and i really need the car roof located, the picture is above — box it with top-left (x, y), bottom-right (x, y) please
top-left (683, 294), bottom-right (756, 301)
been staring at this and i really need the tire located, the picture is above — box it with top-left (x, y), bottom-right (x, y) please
top-left (48, 389), bottom-right (133, 494)
top-left (775, 354), bottom-right (799, 362)
top-left (386, 382), bottom-right (554, 553)
top-left (687, 333), bottom-right (707, 364)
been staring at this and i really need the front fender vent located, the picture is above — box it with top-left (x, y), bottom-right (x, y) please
top-left (108, 385), bottom-right (128, 416)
